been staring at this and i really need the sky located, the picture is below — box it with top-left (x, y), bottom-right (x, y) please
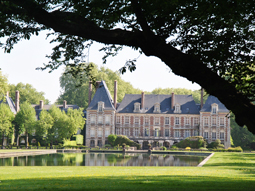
top-left (0, 31), bottom-right (200, 104)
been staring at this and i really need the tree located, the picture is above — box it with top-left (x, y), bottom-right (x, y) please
top-left (0, 71), bottom-right (9, 100)
top-left (9, 83), bottom-right (50, 104)
top-left (0, 103), bottom-right (14, 146)
top-left (14, 102), bottom-right (36, 147)
top-left (57, 63), bottom-right (141, 107)
top-left (1, 1), bottom-right (255, 133)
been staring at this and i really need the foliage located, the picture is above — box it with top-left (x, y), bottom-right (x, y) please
top-left (9, 83), bottom-right (50, 104)
top-left (107, 134), bottom-right (117, 147)
top-left (110, 135), bottom-right (141, 149)
top-left (73, 135), bottom-right (83, 145)
top-left (0, 103), bottom-right (15, 145)
top-left (14, 102), bottom-right (36, 147)
top-left (227, 147), bottom-right (243, 152)
top-left (231, 114), bottom-right (255, 149)
top-left (207, 139), bottom-right (225, 149)
top-left (104, 144), bottom-right (111, 148)
top-left (175, 136), bottom-right (206, 149)
top-left (63, 140), bottom-right (77, 147)
top-left (161, 146), bottom-right (167, 151)
top-left (0, 71), bottom-right (9, 100)
top-left (57, 63), bottom-right (142, 107)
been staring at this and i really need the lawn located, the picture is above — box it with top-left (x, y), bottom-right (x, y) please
top-left (0, 152), bottom-right (255, 190)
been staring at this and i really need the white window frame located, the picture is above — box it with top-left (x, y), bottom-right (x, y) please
top-left (153, 103), bottom-right (161, 113)
top-left (211, 104), bottom-right (218, 115)
top-left (116, 128), bottom-right (120, 135)
top-left (105, 115), bottom-right (110, 125)
top-left (185, 130), bottom-right (190, 138)
top-left (116, 116), bottom-right (121, 124)
top-left (165, 117), bottom-right (170, 125)
top-left (174, 130), bottom-right (179, 138)
top-left (134, 128), bottom-right (139, 136)
top-left (212, 132), bottom-right (216, 139)
top-left (175, 117), bottom-right (180, 125)
top-left (98, 101), bottom-right (104, 112)
top-left (220, 132), bottom-right (224, 140)
top-left (145, 117), bottom-right (149, 125)
top-left (90, 129), bottom-right (95, 137)
top-left (98, 115), bottom-right (103, 124)
top-left (204, 132), bottom-right (208, 139)
top-left (185, 117), bottom-right (190, 125)
top-left (174, 104), bottom-right (181, 113)
top-left (204, 117), bottom-right (209, 126)
top-left (165, 129), bottom-right (170, 137)
top-left (124, 128), bottom-right (129, 136)
top-left (220, 117), bottom-right (224, 126)
top-left (134, 116), bottom-right (139, 124)
top-left (98, 129), bottom-right (102, 137)
top-left (125, 116), bottom-right (129, 124)
top-left (155, 117), bottom-right (160, 125)
top-left (144, 128), bottom-right (149, 136)
top-left (105, 129), bottom-right (110, 137)
top-left (134, 102), bottom-right (140, 112)
top-left (194, 117), bottom-right (199, 125)
top-left (90, 115), bottom-right (96, 124)
top-left (212, 117), bottom-right (216, 126)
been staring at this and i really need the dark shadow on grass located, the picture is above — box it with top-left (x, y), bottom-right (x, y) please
top-left (1, 175), bottom-right (255, 191)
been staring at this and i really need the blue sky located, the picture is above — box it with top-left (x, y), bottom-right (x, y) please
top-left (0, 31), bottom-right (200, 103)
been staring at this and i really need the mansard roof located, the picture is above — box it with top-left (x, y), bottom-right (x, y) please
top-left (87, 80), bottom-right (115, 111)
top-left (116, 94), bottom-right (200, 114)
top-left (200, 95), bottom-right (229, 113)
top-left (0, 96), bottom-right (17, 114)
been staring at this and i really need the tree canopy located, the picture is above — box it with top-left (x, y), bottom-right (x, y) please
top-left (1, 0), bottom-right (255, 133)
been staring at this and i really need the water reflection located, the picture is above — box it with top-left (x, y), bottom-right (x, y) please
top-left (0, 153), bottom-right (205, 166)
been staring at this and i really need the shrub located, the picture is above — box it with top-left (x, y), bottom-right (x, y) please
top-left (161, 146), bottom-right (167, 151)
top-left (207, 139), bottom-right (224, 149)
top-left (171, 145), bottom-right (178, 149)
top-left (113, 135), bottom-right (141, 149)
top-left (175, 136), bottom-right (206, 148)
top-left (104, 144), bottom-right (111, 148)
top-left (38, 142), bottom-right (41, 147)
top-left (73, 135), bottom-right (83, 145)
top-left (108, 134), bottom-right (117, 146)
top-left (185, 147), bottom-right (191, 150)
top-left (228, 146), bottom-right (243, 152)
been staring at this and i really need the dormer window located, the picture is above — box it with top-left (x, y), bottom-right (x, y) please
top-left (174, 104), bottom-right (181, 113)
top-left (211, 104), bottom-right (218, 114)
top-left (133, 102), bottom-right (140, 112)
top-left (153, 103), bottom-right (161, 113)
top-left (98, 101), bottom-right (104, 112)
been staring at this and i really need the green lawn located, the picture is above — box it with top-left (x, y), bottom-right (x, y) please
top-left (0, 152), bottom-right (255, 190)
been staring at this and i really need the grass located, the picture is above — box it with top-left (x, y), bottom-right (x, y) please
top-left (0, 152), bottom-right (255, 190)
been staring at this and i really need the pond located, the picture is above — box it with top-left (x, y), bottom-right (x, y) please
top-left (0, 153), bottom-right (206, 167)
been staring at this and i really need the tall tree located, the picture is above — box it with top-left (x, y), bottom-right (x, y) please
top-left (57, 63), bottom-right (141, 107)
top-left (0, 103), bottom-right (14, 146)
top-left (9, 83), bottom-right (50, 104)
top-left (0, 71), bottom-right (9, 100)
top-left (14, 102), bottom-right (36, 147)
top-left (2, 1), bottom-right (255, 133)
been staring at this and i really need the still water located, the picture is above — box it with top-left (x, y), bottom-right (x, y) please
top-left (0, 153), bottom-right (206, 167)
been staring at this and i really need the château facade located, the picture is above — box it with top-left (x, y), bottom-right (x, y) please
top-left (86, 80), bottom-right (231, 149)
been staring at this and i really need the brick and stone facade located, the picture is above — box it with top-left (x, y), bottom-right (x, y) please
top-left (86, 81), bottom-right (231, 149)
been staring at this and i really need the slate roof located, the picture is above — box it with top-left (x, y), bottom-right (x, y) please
top-left (116, 94), bottom-right (200, 114)
top-left (200, 95), bottom-right (229, 113)
top-left (87, 80), bottom-right (115, 111)
top-left (0, 96), bottom-right (17, 114)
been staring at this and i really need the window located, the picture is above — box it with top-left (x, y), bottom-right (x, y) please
top-left (90, 129), bottom-right (95, 137)
top-left (134, 128), bottom-right (139, 136)
top-left (153, 103), bottom-right (161, 113)
top-left (98, 129), bottom-right (102, 137)
top-left (185, 117), bottom-right (190, 125)
top-left (145, 128), bottom-right (149, 136)
top-left (174, 104), bottom-right (181, 113)
top-left (116, 116), bottom-right (121, 124)
top-left (98, 115), bottom-right (103, 124)
top-left (193, 130), bottom-right (198, 136)
top-left (220, 118), bottom-right (224, 126)
top-left (194, 117), bottom-right (199, 125)
top-left (155, 117), bottom-right (159, 125)
top-left (220, 132), bottom-right (224, 140)
top-left (204, 132), bottom-right (208, 139)
top-left (145, 117), bottom-right (149, 125)
top-left (175, 117), bottom-right (180, 125)
top-left (204, 117), bottom-right (208, 126)
top-left (165, 129), bottom-right (169, 137)
top-left (105, 129), bottom-right (110, 137)
top-left (90, 140), bottom-right (95, 147)
top-left (185, 130), bottom-right (190, 138)
top-left (165, 117), bottom-right (169, 125)
top-left (116, 128), bottom-right (120, 135)
top-left (212, 132), bottom-right (216, 139)
top-left (212, 117), bottom-right (216, 126)
top-left (98, 101), bottom-right (104, 112)
top-left (105, 115), bottom-right (110, 125)
top-left (154, 128), bottom-right (160, 137)
top-left (91, 115), bottom-right (95, 124)
top-left (125, 116), bottom-right (129, 124)
top-left (134, 117), bottom-right (139, 124)
top-left (174, 130), bottom-right (179, 138)
top-left (211, 104), bottom-right (218, 114)
top-left (134, 103), bottom-right (140, 112)
top-left (124, 128), bottom-right (129, 136)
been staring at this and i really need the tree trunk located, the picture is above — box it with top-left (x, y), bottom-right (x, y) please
top-left (17, 135), bottom-right (19, 146)
top-left (2, 132), bottom-right (5, 146)
top-left (26, 132), bottom-right (28, 148)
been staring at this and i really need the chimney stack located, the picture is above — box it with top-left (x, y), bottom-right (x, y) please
top-left (201, 88), bottom-right (204, 109)
top-left (88, 81), bottom-right (92, 106)
top-left (114, 80), bottom-right (117, 109)
top-left (95, 81), bottom-right (101, 91)
top-left (141, 92), bottom-right (145, 109)
top-left (39, 100), bottom-right (44, 109)
top-left (15, 90), bottom-right (20, 112)
top-left (6, 91), bottom-right (9, 97)
top-left (171, 92), bottom-right (175, 110)
top-left (63, 100), bottom-right (67, 109)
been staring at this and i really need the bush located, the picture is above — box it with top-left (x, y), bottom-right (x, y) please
top-left (175, 136), bottom-right (206, 148)
top-left (73, 135), bottom-right (83, 145)
top-left (104, 144), bottom-right (111, 148)
top-left (227, 146), bottom-right (243, 152)
top-left (113, 135), bottom-right (141, 149)
top-left (207, 139), bottom-right (224, 149)
top-left (108, 134), bottom-right (117, 146)
top-left (161, 146), bottom-right (167, 151)
top-left (171, 145), bottom-right (178, 149)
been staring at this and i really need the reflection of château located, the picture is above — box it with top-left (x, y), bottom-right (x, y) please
top-left (86, 81), bottom-right (231, 149)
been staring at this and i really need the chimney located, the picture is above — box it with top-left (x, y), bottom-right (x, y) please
top-left (95, 81), bottom-right (101, 91)
top-left (201, 88), bottom-right (204, 109)
top-left (39, 100), bottom-right (44, 109)
top-left (15, 90), bottom-right (20, 112)
top-left (141, 92), bottom-right (145, 109)
top-left (114, 80), bottom-right (117, 109)
top-left (6, 91), bottom-right (9, 97)
top-left (88, 81), bottom-right (92, 106)
top-left (171, 92), bottom-right (175, 110)
top-left (63, 100), bottom-right (67, 109)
